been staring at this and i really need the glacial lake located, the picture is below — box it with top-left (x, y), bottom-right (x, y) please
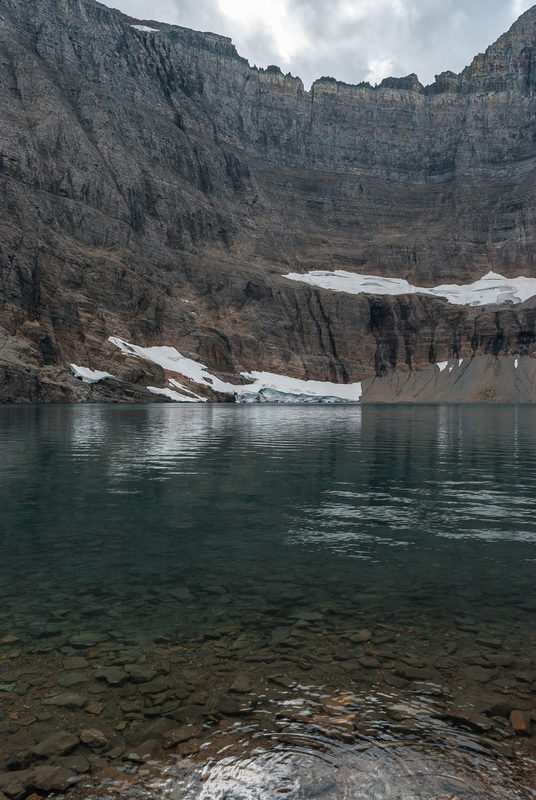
top-left (1, 404), bottom-right (535, 799)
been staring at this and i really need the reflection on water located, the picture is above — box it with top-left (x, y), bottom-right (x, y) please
top-left (1, 405), bottom-right (536, 798)
top-left (1, 403), bottom-right (536, 628)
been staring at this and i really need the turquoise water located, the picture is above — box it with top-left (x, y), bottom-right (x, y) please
top-left (0, 404), bottom-right (535, 635)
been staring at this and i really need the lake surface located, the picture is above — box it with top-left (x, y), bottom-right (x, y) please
top-left (0, 404), bottom-right (535, 799)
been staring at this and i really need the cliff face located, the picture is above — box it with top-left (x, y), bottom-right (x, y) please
top-left (1, 0), bottom-right (536, 401)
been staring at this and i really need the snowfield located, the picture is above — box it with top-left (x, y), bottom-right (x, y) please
top-left (109, 337), bottom-right (362, 403)
top-left (284, 270), bottom-right (536, 306)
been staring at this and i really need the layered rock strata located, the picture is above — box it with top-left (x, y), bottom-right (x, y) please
top-left (1, 0), bottom-right (536, 401)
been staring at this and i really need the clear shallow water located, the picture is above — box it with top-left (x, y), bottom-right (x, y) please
top-left (1, 404), bottom-right (536, 799)
top-left (1, 404), bottom-right (536, 627)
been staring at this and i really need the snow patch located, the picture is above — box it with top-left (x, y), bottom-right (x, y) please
top-left (458, 359), bottom-right (464, 366)
top-left (436, 362), bottom-right (449, 373)
top-left (109, 337), bottom-right (362, 403)
top-left (108, 338), bottom-right (235, 394)
top-left (239, 371), bottom-right (362, 402)
top-left (147, 387), bottom-right (199, 403)
top-left (284, 270), bottom-right (536, 307)
top-left (131, 24), bottom-right (159, 32)
top-left (169, 379), bottom-right (207, 401)
top-left (71, 364), bottom-right (114, 383)
top-left (515, 358), bottom-right (519, 369)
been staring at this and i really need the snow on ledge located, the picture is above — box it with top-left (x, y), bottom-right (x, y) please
top-left (109, 337), bottom-right (362, 403)
top-left (284, 270), bottom-right (536, 307)
top-left (147, 386), bottom-right (200, 403)
top-left (131, 24), bottom-right (159, 32)
top-left (71, 364), bottom-right (114, 383)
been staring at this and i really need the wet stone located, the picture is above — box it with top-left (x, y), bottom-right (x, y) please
top-left (178, 738), bottom-right (201, 757)
top-left (0, 771), bottom-right (31, 800)
top-left (270, 675), bottom-right (296, 688)
top-left (126, 740), bottom-right (161, 763)
top-left (170, 706), bottom-right (206, 725)
top-left (126, 665), bottom-right (157, 683)
top-left (27, 764), bottom-right (77, 793)
top-left (138, 677), bottom-right (170, 694)
top-left (86, 702), bottom-right (105, 715)
top-left (289, 612), bottom-right (324, 622)
top-left (162, 726), bottom-right (202, 749)
top-left (97, 668), bottom-right (129, 686)
top-left (219, 694), bottom-right (258, 715)
top-left (63, 657), bottom-right (89, 670)
top-left (31, 731), bottom-right (80, 758)
top-left (70, 633), bottom-right (109, 648)
top-left (229, 675), bottom-right (252, 693)
top-left (56, 670), bottom-right (90, 687)
top-left (359, 657), bottom-right (381, 669)
top-left (510, 710), bottom-right (532, 736)
top-left (42, 692), bottom-right (87, 708)
top-left (475, 635), bottom-right (503, 649)
top-left (350, 630), bottom-right (372, 643)
top-left (463, 666), bottom-right (499, 683)
top-left (384, 674), bottom-right (409, 689)
top-left (80, 729), bottom-right (110, 749)
top-left (49, 754), bottom-right (91, 773)
top-left (189, 690), bottom-right (209, 705)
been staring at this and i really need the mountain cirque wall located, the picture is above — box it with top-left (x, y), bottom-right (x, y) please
top-left (1, 0), bottom-right (536, 401)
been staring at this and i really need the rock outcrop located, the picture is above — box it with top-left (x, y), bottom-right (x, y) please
top-left (1, 0), bottom-right (536, 401)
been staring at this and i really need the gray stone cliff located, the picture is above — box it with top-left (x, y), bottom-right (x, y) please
top-left (1, 0), bottom-right (536, 401)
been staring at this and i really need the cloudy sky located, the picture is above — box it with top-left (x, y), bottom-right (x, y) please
top-left (102, 0), bottom-right (535, 88)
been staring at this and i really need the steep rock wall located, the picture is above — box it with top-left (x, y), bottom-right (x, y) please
top-left (1, 0), bottom-right (536, 400)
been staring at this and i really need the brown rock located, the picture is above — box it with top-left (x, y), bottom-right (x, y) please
top-left (0, 772), bottom-right (31, 800)
top-left (79, 729), bottom-right (110, 749)
top-left (86, 702), bottom-right (105, 715)
top-left (137, 677), bottom-right (170, 694)
top-left (63, 657), bottom-right (89, 670)
top-left (56, 671), bottom-right (90, 688)
top-left (270, 676), bottom-right (296, 688)
top-left (126, 740), bottom-right (161, 762)
top-left (510, 710), bottom-right (532, 736)
top-left (125, 665), bottom-right (157, 683)
top-left (96, 668), bottom-right (129, 686)
top-left (31, 731), bottom-right (80, 758)
top-left (162, 726), bottom-right (202, 749)
top-left (27, 765), bottom-right (77, 793)
top-left (350, 630), bottom-right (372, 643)
top-left (384, 674), bottom-right (409, 689)
top-left (189, 690), bottom-right (209, 705)
top-left (170, 706), bottom-right (206, 725)
top-left (218, 694), bottom-right (257, 716)
top-left (41, 692), bottom-right (87, 708)
top-left (49, 755), bottom-right (90, 774)
top-left (178, 739), bottom-right (201, 757)
top-left (229, 675), bottom-right (252, 693)
top-left (359, 657), bottom-right (381, 669)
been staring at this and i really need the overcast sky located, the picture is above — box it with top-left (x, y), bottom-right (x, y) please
top-left (102, 0), bottom-right (535, 88)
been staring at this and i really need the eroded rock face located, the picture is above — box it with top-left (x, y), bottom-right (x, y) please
top-left (1, 0), bottom-right (536, 400)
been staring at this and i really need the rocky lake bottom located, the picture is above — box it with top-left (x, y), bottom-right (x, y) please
top-left (1, 404), bottom-right (536, 799)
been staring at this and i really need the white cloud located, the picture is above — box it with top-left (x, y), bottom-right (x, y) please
top-left (365, 57), bottom-right (395, 85)
top-left (102, 0), bottom-right (536, 89)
